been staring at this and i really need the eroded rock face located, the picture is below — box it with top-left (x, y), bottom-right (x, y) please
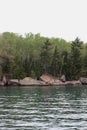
top-left (80, 77), bottom-right (87, 85)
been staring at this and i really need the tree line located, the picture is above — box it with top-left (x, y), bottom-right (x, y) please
top-left (0, 32), bottom-right (87, 80)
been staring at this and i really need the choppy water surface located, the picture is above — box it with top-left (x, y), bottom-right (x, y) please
top-left (0, 86), bottom-right (87, 130)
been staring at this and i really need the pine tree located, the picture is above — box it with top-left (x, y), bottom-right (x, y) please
top-left (40, 39), bottom-right (52, 73)
top-left (70, 37), bottom-right (83, 79)
top-left (51, 46), bottom-right (62, 76)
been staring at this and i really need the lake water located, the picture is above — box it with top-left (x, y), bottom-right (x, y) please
top-left (0, 86), bottom-right (87, 130)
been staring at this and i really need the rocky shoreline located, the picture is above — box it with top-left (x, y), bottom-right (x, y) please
top-left (0, 74), bottom-right (87, 87)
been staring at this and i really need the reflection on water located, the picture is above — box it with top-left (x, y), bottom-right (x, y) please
top-left (0, 86), bottom-right (87, 130)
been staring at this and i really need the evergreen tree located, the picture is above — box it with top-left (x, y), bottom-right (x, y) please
top-left (40, 39), bottom-right (52, 73)
top-left (83, 48), bottom-right (87, 76)
top-left (51, 46), bottom-right (62, 76)
top-left (70, 37), bottom-right (83, 79)
top-left (62, 51), bottom-right (70, 79)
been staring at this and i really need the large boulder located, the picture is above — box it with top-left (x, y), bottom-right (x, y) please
top-left (80, 77), bottom-right (87, 85)
top-left (40, 74), bottom-right (54, 85)
top-left (40, 74), bottom-right (64, 86)
top-left (60, 75), bottom-right (66, 82)
top-left (8, 79), bottom-right (19, 86)
top-left (19, 77), bottom-right (46, 86)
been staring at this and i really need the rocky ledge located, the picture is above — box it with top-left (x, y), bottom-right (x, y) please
top-left (0, 74), bottom-right (87, 87)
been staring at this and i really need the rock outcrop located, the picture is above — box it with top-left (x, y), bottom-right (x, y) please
top-left (8, 79), bottom-right (19, 86)
top-left (52, 79), bottom-right (65, 86)
top-left (60, 75), bottom-right (66, 82)
top-left (40, 74), bottom-right (65, 86)
top-left (19, 77), bottom-right (46, 86)
top-left (40, 74), bottom-right (54, 85)
top-left (80, 77), bottom-right (87, 85)
top-left (0, 74), bottom-right (84, 87)
top-left (40, 74), bottom-right (81, 86)
top-left (65, 80), bottom-right (81, 86)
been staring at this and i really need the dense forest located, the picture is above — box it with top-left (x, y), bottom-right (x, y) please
top-left (0, 32), bottom-right (87, 80)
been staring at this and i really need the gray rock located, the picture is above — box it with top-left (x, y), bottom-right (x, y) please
top-left (65, 80), bottom-right (81, 86)
top-left (8, 79), bottom-right (19, 86)
top-left (40, 74), bottom-right (54, 85)
top-left (40, 74), bottom-right (64, 86)
top-left (80, 77), bottom-right (87, 85)
top-left (19, 77), bottom-right (46, 86)
top-left (60, 75), bottom-right (66, 82)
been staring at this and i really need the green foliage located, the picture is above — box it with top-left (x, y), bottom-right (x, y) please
top-left (8, 58), bottom-right (26, 79)
top-left (0, 32), bottom-right (86, 80)
top-left (0, 65), bottom-right (2, 75)
top-left (40, 39), bottom-right (52, 73)
top-left (51, 46), bottom-right (62, 76)
top-left (69, 37), bottom-right (83, 80)
top-left (30, 70), bottom-right (36, 79)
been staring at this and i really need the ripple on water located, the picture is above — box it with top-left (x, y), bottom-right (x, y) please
top-left (0, 86), bottom-right (87, 130)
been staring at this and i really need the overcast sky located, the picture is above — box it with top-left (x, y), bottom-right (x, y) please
top-left (0, 0), bottom-right (87, 42)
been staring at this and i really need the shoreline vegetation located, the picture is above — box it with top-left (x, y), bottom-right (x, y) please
top-left (0, 32), bottom-right (87, 87)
